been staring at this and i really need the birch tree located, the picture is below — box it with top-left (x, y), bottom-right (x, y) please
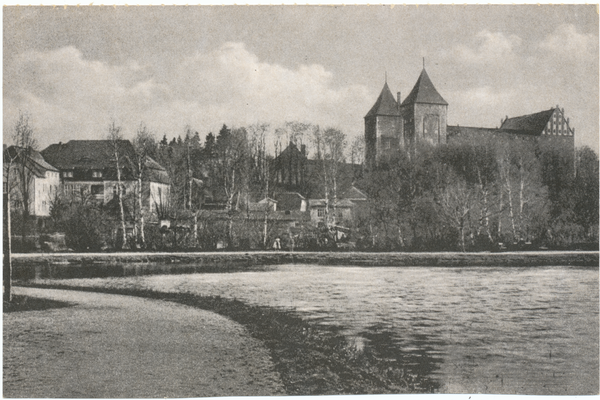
top-left (129, 122), bottom-right (156, 249)
top-left (247, 123), bottom-right (272, 248)
top-left (107, 122), bottom-right (128, 249)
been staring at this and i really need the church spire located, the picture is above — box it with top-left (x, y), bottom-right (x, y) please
top-left (365, 81), bottom-right (400, 118)
top-left (401, 67), bottom-right (447, 106)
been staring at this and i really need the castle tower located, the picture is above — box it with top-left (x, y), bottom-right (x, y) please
top-left (400, 68), bottom-right (448, 148)
top-left (364, 81), bottom-right (403, 171)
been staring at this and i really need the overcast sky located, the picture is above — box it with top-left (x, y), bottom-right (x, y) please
top-left (3, 5), bottom-right (598, 152)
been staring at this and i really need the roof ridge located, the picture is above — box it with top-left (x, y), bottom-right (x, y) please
top-left (401, 68), bottom-right (448, 106)
top-left (365, 82), bottom-right (400, 118)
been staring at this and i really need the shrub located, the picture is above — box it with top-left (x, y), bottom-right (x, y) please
top-left (61, 203), bottom-right (111, 251)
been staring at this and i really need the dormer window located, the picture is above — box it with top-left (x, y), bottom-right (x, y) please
top-left (92, 171), bottom-right (103, 178)
top-left (62, 171), bottom-right (73, 178)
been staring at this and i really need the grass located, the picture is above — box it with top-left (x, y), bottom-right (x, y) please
top-left (3, 294), bottom-right (73, 313)
top-left (21, 282), bottom-right (438, 395)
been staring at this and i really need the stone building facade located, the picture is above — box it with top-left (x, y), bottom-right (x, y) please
top-left (365, 66), bottom-right (575, 168)
top-left (365, 67), bottom-right (448, 169)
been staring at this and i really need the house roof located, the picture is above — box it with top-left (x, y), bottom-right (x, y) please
top-left (41, 140), bottom-right (170, 184)
top-left (274, 142), bottom-right (305, 162)
top-left (4, 146), bottom-right (59, 178)
top-left (365, 82), bottom-right (400, 118)
top-left (42, 140), bottom-right (129, 169)
top-left (340, 185), bottom-right (368, 200)
top-left (257, 197), bottom-right (278, 204)
top-left (274, 192), bottom-right (306, 211)
top-left (401, 68), bottom-right (448, 106)
top-left (499, 108), bottom-right (555, 135)
top-left (308, 198), bottom-right (354, 208)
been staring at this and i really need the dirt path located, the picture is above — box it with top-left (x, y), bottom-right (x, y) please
top-left (3, 287), bottom-right (285, 398)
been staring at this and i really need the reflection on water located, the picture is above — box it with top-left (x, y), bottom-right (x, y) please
top-left (77, 265), bottom-right (600, 394)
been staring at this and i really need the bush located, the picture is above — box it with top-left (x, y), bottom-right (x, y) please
top-left (61, 203), bottom-right (111, 251)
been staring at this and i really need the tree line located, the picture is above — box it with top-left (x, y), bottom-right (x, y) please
top-left (5, 112), bottom-right (598, 252)
top-left (356, 135), bottom-right (598, 251)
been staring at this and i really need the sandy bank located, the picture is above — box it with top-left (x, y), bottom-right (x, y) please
top-left (3, 287), bottom-right (285, 398)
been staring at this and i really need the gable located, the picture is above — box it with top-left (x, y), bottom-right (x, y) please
top-left (500, 109), bottom-right (554, 135)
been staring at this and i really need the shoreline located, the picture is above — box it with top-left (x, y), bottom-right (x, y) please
top-left (11, 251), bottom-right (599, 280)
top-left (4, 287), bottom-right (286, 397)
top-left (19, 282), bottom-right (432, 395)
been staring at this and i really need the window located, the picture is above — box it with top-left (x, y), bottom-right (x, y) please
top-left (317, 208), bottom-right (325, 217)
top-left (91, 185), bottom-right (104, 195)
top-left (92, 171), bottom-right (102, 178)
top-left (423, 115), bottom-right (440, 144)
top-left (113, 184), bottom-right (126, 196)
top-left (62, 171), bottom-right (73, 178)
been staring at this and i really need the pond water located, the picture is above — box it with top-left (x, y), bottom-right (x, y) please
top-left (72, 265), bottom-right (599, 394)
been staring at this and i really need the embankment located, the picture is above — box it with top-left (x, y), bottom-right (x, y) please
top-left (11, 250), bottom-right (598, 280)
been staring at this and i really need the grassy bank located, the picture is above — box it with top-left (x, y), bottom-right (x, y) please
top-left (3, 295), bottom-right (72, 313)
top-left (21, 282), bottom-right (437, 395)
top-left (11, 251), bottom-right (599, 280)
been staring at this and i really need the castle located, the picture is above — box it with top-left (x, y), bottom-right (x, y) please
top-left (365, 67), bottom-right (575, 169)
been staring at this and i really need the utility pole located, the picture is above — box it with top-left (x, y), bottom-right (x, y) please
top-left (4, 186), bottom-right (12, 303)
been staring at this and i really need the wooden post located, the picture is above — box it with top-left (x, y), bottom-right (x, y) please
top-left (4, 191), bottom-right (12, 303)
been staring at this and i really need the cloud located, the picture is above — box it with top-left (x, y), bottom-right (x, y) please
top-left (4, 43), bottom-right (372, 150)
top-left (453, 30), bottom-right (522, 65)
top-left (445, 85), bottom-right (523, 128)
top-left (539, 24), bottom-right (598, 59)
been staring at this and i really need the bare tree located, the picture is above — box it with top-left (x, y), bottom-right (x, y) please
top-left (214, 126), bottom-right (249, 246)
top-left (107, 122), bottom-right (128, 249)
top-left (129, 122), bottom-right (156, 249)
top-left (438, 174), bottom-right (475, 252)
top-left (349, 135), bottom-right (365, 166)
top-left (247, 123), bottom-right (272, 248)
top-left (10, 112), bottom-right (38, 249)
top-left (323, 128), bottom-right (347, 226)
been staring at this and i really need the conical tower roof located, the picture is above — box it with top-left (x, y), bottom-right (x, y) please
top-left (401, 68), bottom-right (447, 106)
top-left (365, 82), bottom-right (400, 118)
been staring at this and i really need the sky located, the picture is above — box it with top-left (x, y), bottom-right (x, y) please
top-left (3, 5), bottom-right (599, 153)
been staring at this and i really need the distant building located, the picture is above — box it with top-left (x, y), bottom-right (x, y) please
top-left (448, 106), bottom-right (575, 150)
top-left (365, 67), bottom-right (448, 170)
top-left (271, 141), bottom-right (362, 199)
top-left (365, 66), bottom-right (575, 168)
top-left (4, 146), bottom-right (60, 217)
top-left (273, 192), bottom-right (308, 212)
top-left (400, 68), bottom-right (448, 149)
top-left (41, 140), bottom-right (170, 213)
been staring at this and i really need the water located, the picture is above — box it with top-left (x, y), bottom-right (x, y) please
top-left (78, 265), bottom-right (599, 394)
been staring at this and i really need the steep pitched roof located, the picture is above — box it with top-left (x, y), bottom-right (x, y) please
top-left (4, 146), bottom-right (58, 178)
top-left (42, 140), bottom-right (132, 169)
top-left (274, 142), bottom-right (305, 162)
top-left (365, 82), bottom-right (400, 118)
top-left (41, 140), bottom-right (170, 184)
top-left (500, 109), bottom-right (555, 135)
top-left (274, 192), bottom-right (306, 211)
top-left (340, 185), bottom-right (368, 201)
top-left (401, 68), bottom-right (448, 106)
